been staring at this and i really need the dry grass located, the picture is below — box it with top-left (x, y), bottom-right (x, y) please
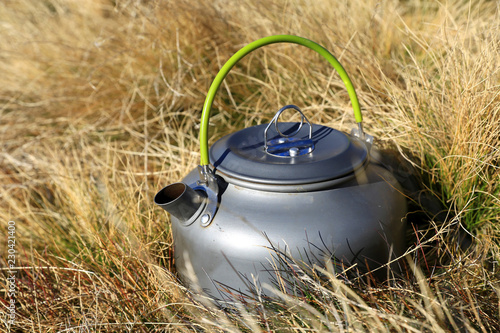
top-left (1, 0), bottom-right (499, 331)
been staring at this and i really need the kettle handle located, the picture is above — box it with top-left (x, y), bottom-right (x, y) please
top-left (199, 35), bottom-right (363, 166)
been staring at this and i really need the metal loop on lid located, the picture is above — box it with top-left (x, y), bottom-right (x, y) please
top-left (273, 105), bottom-right (306, 138)
top-left (264, 105), bottom-right (315, 157)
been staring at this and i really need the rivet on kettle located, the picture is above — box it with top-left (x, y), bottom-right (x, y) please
top-left (289, 147), bottom-right (299, 157)
top-left (200, 214), bottom-right (211, 226)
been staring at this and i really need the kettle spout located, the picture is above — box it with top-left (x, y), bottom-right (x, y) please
top-left (154, 183), bottom-right (206, 223)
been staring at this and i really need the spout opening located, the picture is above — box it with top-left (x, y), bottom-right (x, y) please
top-left (154, 183), bottom-right (187, 205)
top-left (155, 182), bottom-right (207, 224)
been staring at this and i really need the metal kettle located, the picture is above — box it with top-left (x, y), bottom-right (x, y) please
top-left (155, 35), bottom-right (407, 302)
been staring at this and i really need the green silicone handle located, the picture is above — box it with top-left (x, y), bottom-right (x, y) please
top-left (199, 35), bottom-right (362, 166)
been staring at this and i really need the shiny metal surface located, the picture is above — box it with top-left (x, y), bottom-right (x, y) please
top-left (170, 159), bottom-right (407, 302)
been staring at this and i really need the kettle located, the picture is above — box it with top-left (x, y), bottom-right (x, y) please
top-left (155, 35), bottom-right (407, 302)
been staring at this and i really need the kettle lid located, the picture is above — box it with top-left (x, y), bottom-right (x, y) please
top-left (209, 114), bottom-right (368, 186)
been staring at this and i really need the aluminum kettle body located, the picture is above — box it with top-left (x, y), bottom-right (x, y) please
top-left (154, 35), bottom-right (409, 303)
top-left (169, 160), bottom-right (407, 301)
